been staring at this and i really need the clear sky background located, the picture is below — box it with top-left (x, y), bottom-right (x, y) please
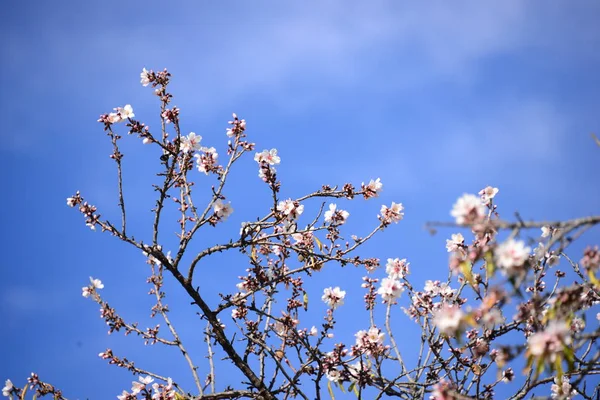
top-left (2, 1), bottom-right (600, 398)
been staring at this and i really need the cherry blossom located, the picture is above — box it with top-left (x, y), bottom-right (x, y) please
top-left (181, 132), bottom-right (202, 153)
top-left (433, 304), bottom-right (464, 337)
top-left (450, 194), bottom-right (485, 225)
top-left (377, 277), bottom-right (404, 302)
top-left (213, 200), bottom-right (233, 221)
top-left (254, 149), bottom-right (280, 165)
top-left (379, 202), bottom-right (404, 224)
top-left (478, 186), bottom-right (499, 205)
top-left (322, 287), bottom-right (346, 309)
top-left (495, 239), bottom-right (531, 276)
top-left (385, 258), bottom-right (409, 280)
top-left (324, 203), bottom-right (349, 225)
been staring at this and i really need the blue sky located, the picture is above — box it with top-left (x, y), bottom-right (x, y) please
top-left (2, 1), bottom-right (600, 398)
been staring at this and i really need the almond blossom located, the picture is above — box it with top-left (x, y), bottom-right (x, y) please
top-left (2, 380), bottom-right (13, 397)
top-left (322, 287), bottom-right (346, 309)
top-left (140, 67), bottom-right (151, 86)
top-left (82, 277), bottom-right (104, 298)
top-left (377, 277), bottom-right (404, 303)
top-left (181, 132), bottom-right (202, 153)
top-left (324, 203), bottom-right (349, 225)
top-left (450, 194), bottom-right (485, 225)
top-left (551, 375), bottom-right (577, 400)
top-left (362, 178), bottom-right (383, 199)
top-left (254, 148), bottom-right (280, 165)
top-left (131, 375), bottom-right (154, 395)
top-left (277, 199), bottom-right (304, 220)
top-left (380, 202), bottom-right (404, 224)
top-left (213, 200), bottom-right (233, 221)
top-left (194, 147), bottom-right (219, 174)
top-left (385, 258), bottom-right (409, 280)
top-left (527, 320), bottom-right (572, 362)
top-left (479, 186), bottom-right (499, 205)
top-left (445, 233), bottom-right (464, 253)
top-left (495, 239), bottom-right (531, 276)
top-left (433, 304), bottom-right (464, 337)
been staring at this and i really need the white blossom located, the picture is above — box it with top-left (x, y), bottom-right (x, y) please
top-left (213, 200), bottom-right (233, 221)
top-left (2, 380), bottom-right (13, 397)
top-left (131, 376), bottom-right (154, 395)
top-left (495, 239), bottom-right (531, 275)
top-left (322, 287), bottom-right (346, 309)
top-left (380, 202), bottom-right (404, 224)
top-left (451, 194), bottom-right (485, 225)
top-left (446, 233), bottom-right (464, 253)
top-left (181, 132), bottom-right (202, 153)
top-left (140, 68), bottom-right (151, 86)
top-left (479, 186), bottom-right (499, 205)
top-left (254, 149), bottom-right (280, 165)
top-left (324, 204), bottom-right (349, 225)
top-left (377, 277), bottom-right (404, 302)
top-left (433, 305), bottom-right (464, 336)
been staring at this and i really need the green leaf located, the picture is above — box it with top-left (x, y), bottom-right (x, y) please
top-left (327, 380), bottom-right (336, 400)
top-left (303, 292), bottom-right (309, 311)
top-left (314, 236), bottom-right (323, 252)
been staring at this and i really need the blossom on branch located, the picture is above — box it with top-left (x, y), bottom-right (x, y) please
top-left (324, 203), bottom-right (349, 225)
top-left (379, 202), bottom-right (404, 224)
top-left (479, 186), bottom-right (499, 205)
top-left (181, 132), bottom-right (202, 153)
top-left (377, 277), bottom-right (404, 303)
top-left (433, 304), bottom-right (464, 337)
top-left (450, 193), bottom-right (485, 225)
top-left (322, 287), bottom-right (346, 309)
top-left (82, 277), bottom-right (104, 298)
top-left (494, 239), bottom-right (531, 276)
top-left (213, 200), bottom-right (233, 221)
top-left (362, 178), bottom-right (383, 199)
